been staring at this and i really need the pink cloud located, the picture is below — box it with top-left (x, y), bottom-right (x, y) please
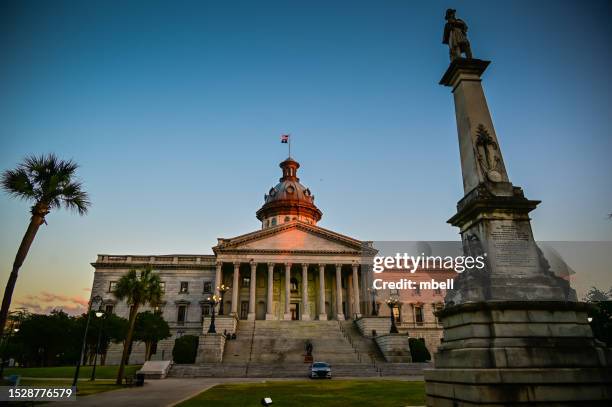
top-left (13, 291), bottom-right (89, 316)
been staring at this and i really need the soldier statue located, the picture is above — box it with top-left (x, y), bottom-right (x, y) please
top-left (442, 9), bottom-right (473, 61)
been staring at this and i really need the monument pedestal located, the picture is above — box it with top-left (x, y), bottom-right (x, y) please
top-left (425, 302), bottom-right (612, 405)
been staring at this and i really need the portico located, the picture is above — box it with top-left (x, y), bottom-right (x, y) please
top-left (213, 236), bottom-right (369, 321)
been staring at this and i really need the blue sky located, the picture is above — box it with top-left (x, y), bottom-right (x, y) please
top-left (0, 0), bottom-right (610, 313)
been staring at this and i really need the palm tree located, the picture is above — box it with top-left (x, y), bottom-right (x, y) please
top-left (112, 266), bottom-right (163, 384)
top-left (0, 154), bottom-right (90, 331)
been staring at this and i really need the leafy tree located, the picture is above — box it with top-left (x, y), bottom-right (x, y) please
top-left (112, 266), bottom-right (162, 384)
top-left (0, 154), bottom-right (90, 330)
top-left (172, 335), bottom-right (199, 364)
top-left (10, 311), bottom-right (80, 366)
top-left (75, 311), bottom-right (129, 365)
top-left (99, 313), bottom-right (129, 365)
top-left (133, 311), bottom-right (171, 361)
top-left (583, 286), bottom-right (611, 302)
top-left (583, 286), bottom-right (612, 347)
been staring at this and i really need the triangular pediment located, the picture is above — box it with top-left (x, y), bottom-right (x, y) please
top-left (214, 222), bottom-right (365, 254)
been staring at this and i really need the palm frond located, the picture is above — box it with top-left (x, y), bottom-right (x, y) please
top-left (1, 167), bottom-right (37, 200)
top-left (3, 153), bottom-right (91, 215)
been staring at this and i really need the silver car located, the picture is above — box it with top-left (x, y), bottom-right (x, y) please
top-left (310, 362), bottom-right (332, 379)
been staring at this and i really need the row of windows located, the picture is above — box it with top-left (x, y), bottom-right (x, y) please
top-left (108, 280), bottom-right (213, 294)
top-left (103, 303), bottom-right (211, 325)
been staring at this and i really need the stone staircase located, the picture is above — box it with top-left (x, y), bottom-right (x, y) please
top-left (168, 320), bottom-right (429, 378)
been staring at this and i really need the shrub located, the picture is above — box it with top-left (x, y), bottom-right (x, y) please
top-left (172, 335), bottom-right (199, 364)
top-left (409, 337), bottom-right (431, 362)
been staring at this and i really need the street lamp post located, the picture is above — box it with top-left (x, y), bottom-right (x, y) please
top-left (73, 295), bottom-right (102, 388)
top-left (90, 309), bottom-right (106, 381)
top-left (206, 295), bottom-right (221, 334)
top-left (217, 284), bottom-right (229, 315)
top-left (368, 288), bottom-right (379, 316)
top-left (386, 297), bottom-right (399, 334)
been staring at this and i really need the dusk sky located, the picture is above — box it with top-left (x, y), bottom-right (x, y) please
top-left (1, 0), bottom-right (610, 315)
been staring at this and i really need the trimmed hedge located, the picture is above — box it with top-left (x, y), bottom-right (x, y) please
top-left (408, 337), bottom-right (431, 362)
top-left (172, 335), bottom-right (199, 364)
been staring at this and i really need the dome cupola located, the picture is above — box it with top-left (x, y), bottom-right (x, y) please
top-left (256, 157), bottom-right (322, 228)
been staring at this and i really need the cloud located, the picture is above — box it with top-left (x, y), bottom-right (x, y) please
top-left (14, 291), bottom-right (89, 316)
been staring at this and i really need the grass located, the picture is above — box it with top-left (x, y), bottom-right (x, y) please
top-left (3, 364), bottom-right (141, 379)
top-left (177, 379), bottom-right (426, 407)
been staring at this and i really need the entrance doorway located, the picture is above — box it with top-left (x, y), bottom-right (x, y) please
top-left (290, 303), bottom-right (300, 320)
top-left (240, 301), bottom-right (248, 320)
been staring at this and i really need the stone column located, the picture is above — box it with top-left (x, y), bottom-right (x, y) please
top-left (335, 264), bottom-right (344, 320)
top-left (352, 263), bottom-right (361, 318)
top-left (318, 264), bottom-right (327, 320)
top-left (283, 263), bottom-right (292, 320)
top-left (265, 262), bottom-right (274, 320)
top-left (231, 262), bottom-right (240, 316)
top-left (247, 261), bottom-right (257, 320)
top-left (301, 264), bottom-right (310, 320)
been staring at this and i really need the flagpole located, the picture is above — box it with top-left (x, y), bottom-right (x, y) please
top-left (289, 134), bottom-right (291, 158)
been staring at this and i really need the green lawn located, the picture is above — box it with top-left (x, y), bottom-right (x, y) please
top-left (177, 380), bottom-right (425, 407)
top-left (3, 365), bottom-right (141, 379)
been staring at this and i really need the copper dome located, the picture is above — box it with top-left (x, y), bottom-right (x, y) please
top-left (256, 157), bottom-right (322, 226)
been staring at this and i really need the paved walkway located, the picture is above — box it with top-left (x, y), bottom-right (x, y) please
top-left (49, 376), bottom-right (422, 407)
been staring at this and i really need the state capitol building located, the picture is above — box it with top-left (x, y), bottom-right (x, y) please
top-left (90, 157), bottom-right (451, 365)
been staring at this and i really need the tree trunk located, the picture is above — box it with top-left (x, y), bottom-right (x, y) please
top-left (145, 342), bottom-right (152, 361)
top-left (0, 203), bottom-right (47, 330)
top-left (116, 304), bottom-right (138, 385)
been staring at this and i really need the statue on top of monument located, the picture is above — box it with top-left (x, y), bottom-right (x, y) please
top-left (442, 9), bottom-right (473, 61)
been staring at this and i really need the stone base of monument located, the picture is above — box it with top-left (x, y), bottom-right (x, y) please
top-left (425, 301), bottom-right (612, 406)
top-left (196, 333), bottom-right (226, 364)
top-left (374, 334), bottom-right (412, 363)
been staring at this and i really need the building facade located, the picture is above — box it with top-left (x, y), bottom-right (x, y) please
top-left (90, 157), bottom-right (447, 364)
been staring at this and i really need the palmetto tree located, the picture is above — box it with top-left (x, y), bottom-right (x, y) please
top-left (0, 154), bottom-right (90, 331)
top-left (112, 266), bottom-right (163, 384)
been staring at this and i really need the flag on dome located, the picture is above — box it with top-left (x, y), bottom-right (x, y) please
top-left (280, 134), bottom-right (289, 143)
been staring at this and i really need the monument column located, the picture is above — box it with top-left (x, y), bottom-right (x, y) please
top-left (230, 262), bottom-right (240, 316)
top-left (425, 9), bottom-right (610, 406)
top-left (214, 261), bottom-right (222, 297)
top-left (335, 264), bottom-right (344, 320)
top-left (351, 263), bottom-right (361, 318)
top-left (301, 264), bottom-right (310, 320)
top-left (318, 264), bottom-right (327, 320)
top-left (247, 261), bottom-right (257, 320)
top-left (283, 263), bottom-right (292, 320)
top-left (265, 262), bottom-right (275, 320)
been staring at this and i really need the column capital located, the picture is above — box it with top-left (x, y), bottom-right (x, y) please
top-left (301, 263), bottom-right (309, 270)
top-left (216, 261), bottom-right (223, 268)
top-left (335, 263), bottom-right (343, 270)
top-left (250, 260), bottom-right (257, 268)
top-left (267, 262), bottom-right (275, 269)
top-left (284, 262), bottom-right (292, 268)
top-left (352, 263), bottom-right (359, 271)
top-left (233, 261), bottom-right (240, 268)
top-left (318, 263), bottom-right (326, 269)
